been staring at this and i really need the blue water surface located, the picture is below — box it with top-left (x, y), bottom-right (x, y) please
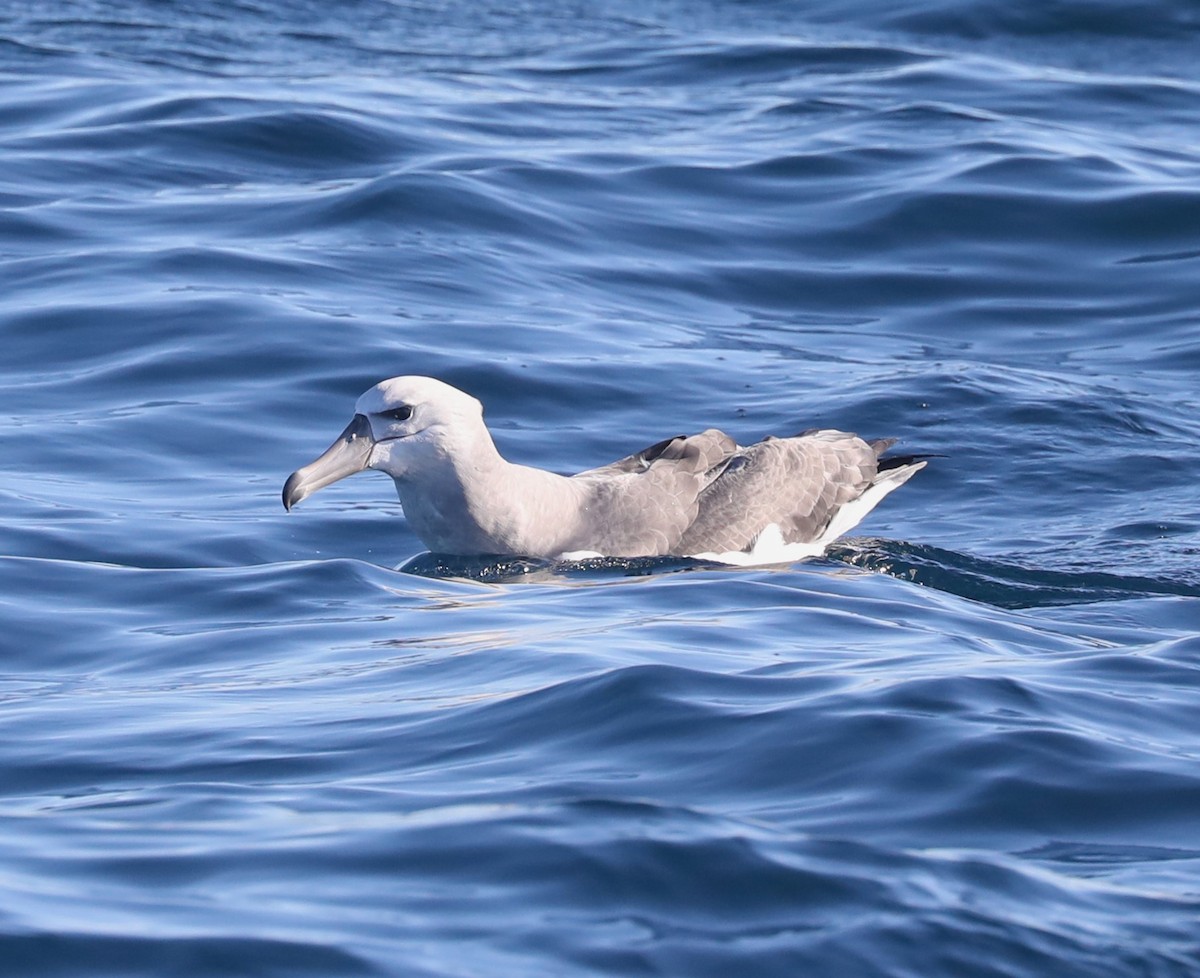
top-left (3, 1), bottom-right (1200, 975)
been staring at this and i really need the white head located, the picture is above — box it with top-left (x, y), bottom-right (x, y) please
top-left (356, 376), bottom-right (485, 477)
top-left (282, 376), bottom-right (486, 510)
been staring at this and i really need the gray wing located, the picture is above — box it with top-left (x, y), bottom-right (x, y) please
top-left (574, 430), bottom-right (732, 480)
top-left (567, 429), bottom-right (739, 556)
top-left (675, 430), bottom-right (886, 554)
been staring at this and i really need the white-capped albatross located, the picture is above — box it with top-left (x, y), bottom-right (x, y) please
top-left (282, 376), bottom-right (928, 563)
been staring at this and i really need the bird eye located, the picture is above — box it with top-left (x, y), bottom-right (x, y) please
top-left (382, 405), bottom-right (412, 422)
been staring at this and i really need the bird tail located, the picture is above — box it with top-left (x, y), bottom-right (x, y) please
top-left (814, 453), bottom-right (933, 547)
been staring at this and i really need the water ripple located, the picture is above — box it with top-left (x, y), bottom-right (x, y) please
top-left (3, 3), bottom-right (1200, 976)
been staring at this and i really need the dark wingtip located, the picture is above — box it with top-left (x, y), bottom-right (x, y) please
top-left (877, 451), bottom-right (945, 471)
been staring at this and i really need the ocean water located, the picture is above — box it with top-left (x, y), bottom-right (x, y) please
top-left (3, 1), bottom-right (1200, 975)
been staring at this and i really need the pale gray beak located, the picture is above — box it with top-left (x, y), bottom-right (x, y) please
top-left (282, 413), bottom-right (374, 511)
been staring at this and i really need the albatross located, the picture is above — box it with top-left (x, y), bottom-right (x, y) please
top-left (282, 376), bottom-right (928, 563)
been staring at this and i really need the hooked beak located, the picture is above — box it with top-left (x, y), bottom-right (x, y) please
top-left (282, 413), bottom-right (374, 511)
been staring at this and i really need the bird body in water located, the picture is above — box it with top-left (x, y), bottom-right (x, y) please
top-left (283, 376), bottom-right (928, 563)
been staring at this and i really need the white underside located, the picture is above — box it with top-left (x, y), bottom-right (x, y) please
top-left (559, 460), bottom-right (925, 568)
top-left (690, 523), bottom-right (827, 566)
top-left (559, 550), bottom-right (606, 561)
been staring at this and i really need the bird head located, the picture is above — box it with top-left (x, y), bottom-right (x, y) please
top-left (282, 376), bottom-right (484, 510)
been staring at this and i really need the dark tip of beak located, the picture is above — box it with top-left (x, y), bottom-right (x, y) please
top-left (282, 472), bottom-right (303, 511)
top-left (281, 413), bottom-right (375, 513)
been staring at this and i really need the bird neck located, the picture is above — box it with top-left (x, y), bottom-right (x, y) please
top-left (393, 426), bottom-right (576, 555)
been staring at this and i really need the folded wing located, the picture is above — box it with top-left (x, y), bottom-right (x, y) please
top-left (568, 429), bottom-right (739, 556)
top-left (676, 430), bottom-right (891, 554)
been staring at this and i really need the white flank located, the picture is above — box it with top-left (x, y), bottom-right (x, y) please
top-left (691, 523), bottom-right (828, 566)
top-left (559, 550), bottom-right (604, 561)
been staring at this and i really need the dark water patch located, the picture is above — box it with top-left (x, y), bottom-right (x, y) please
top-left (875, 0), bottom-right (1200, 40)
top-left (269, 170), bottom-right (582, 242)
top-left (34, 103), bottom-right (416, 174)
top-left (0, 932), bottom-right (381, 978)
top-left (835, 541), bottom-right (1200, 609)
top-left (517, 38), bottom-right (930, 86)
top-left (399, 551), bottom-right (715, 583)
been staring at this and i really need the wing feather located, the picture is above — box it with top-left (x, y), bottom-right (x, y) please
top-left (676, 430), bottom-right (883, 554)
top-left (565, 429), bottom-right (738, 556)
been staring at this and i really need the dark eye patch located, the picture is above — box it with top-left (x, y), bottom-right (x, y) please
top-left (381, 405), bottom-right (412, 422)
